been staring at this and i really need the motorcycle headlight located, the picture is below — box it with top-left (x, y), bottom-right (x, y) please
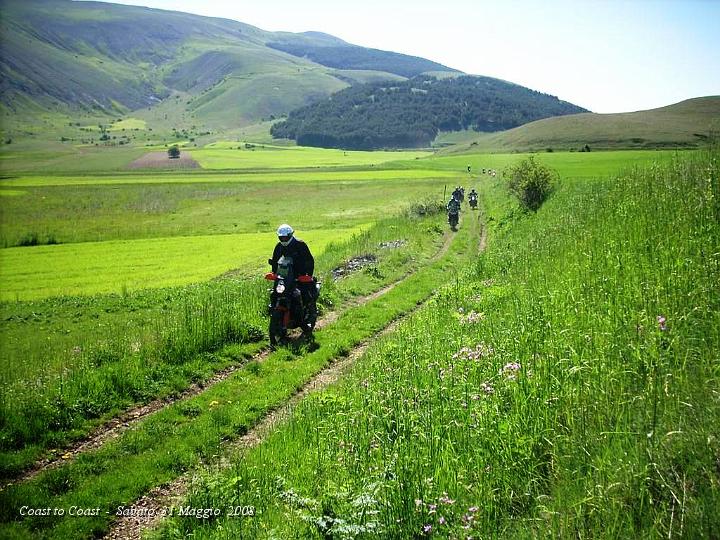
top-left (276, 283), bottom-right (286, 294)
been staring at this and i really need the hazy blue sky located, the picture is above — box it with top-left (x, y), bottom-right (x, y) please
top-left (94, 0), bottom-right (719, 113)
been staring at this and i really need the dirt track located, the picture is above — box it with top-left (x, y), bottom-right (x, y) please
top-left (6, 233), bottom-right (453, 491)
top-left (102, 226), bottom-right (475, 539)
top-left (103, 230), bottom-right (461, 540)
top-left (127, 151), bottom-right (200, 169)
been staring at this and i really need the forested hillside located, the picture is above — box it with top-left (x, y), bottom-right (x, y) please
top-left (267, 33), bottom-right (458, 77)
top-left (271, 75), bottom-right (588, 149)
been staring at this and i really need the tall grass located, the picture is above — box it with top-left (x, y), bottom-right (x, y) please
top-left (155, 149), bottom-right (719, 538)
top-left (0, 208), bottom-right (445, 479)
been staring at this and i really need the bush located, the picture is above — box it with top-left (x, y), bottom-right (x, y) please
top-left (503, 155), bottom-right (556, 211)
top-left (168, 145), bottom-right (181, 159)
top-left (406, 197), bottom-right (444, 218)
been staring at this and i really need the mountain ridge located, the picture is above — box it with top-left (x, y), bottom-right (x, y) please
top-left (0, 0), bottom-right (459, 131)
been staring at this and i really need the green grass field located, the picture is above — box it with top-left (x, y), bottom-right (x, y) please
top-left (1, 144), bottom-right (717, 539)
top-left (150, 147), bottom-right (720, 539)
top-left (191, 144), bottom-right (430, 169)
top-left (0, 227), bottom-right (365, 300)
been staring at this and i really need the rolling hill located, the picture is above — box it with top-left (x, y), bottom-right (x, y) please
top-left (443, 96), bottom-right (720, 153)
top-left (0, 0), bottom-right (457, 139)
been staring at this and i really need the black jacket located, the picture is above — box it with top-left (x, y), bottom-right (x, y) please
top-left (271, 237), bottom-right (315, 276)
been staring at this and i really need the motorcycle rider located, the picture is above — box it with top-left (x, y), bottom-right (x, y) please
top-left (271, 224), bottom-right (314, 276)
top-left (447, 197), bottom-right (460, 227)
top-left (270, 224), bottom-right (316, 327)
top-left (468, 188), bottom-right (478, 206)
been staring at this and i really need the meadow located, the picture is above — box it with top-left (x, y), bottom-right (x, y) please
top-left (151, 148), bottom-right (719, 539)
top-left (0, 141), bottom-right (716, 539)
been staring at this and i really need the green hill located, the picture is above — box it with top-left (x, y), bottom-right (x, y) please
top-left (443, 96), bottom-right (720, 153)
top-left (271, 75), bottom-right (587, 149)
top-left (0, 0), bottom-right (457, 140)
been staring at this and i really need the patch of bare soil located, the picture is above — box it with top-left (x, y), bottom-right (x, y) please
top-left (127, 152), bottom-right (200, 169)
top-left (331, 254), bottom-right (377, 280)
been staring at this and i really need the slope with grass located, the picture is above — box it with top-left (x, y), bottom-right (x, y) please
top-left (149, 149), bottom-right (719, 538)
top-left (0, 0), bottom-right (459, 141)
top-left (444, 96), bottom-right (720, 153)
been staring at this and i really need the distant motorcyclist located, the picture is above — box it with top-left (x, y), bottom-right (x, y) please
top-left (468, 189), bottom-right (478, 209)
top-left (269, 224), bottom-right (316, 325)
top-left (447, 197), bottom-right (461, 215)
top-left (447, 197), bottom-right (460, 230)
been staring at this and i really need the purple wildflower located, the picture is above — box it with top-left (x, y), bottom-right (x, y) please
top-left (453, 343), bottom-right (494, 362)
top-left (480, 382), bottom-right (494, 395)
top-left (501, 362), bottom-right (522, 379)
top-left (657, 315), bottom-right (668, 331)
top-left (439, 516), bottom-right (446, 525)
top-left (439, 493), bottom-right (455, 505)
top-left (423, 524), bottom-right (432, 534)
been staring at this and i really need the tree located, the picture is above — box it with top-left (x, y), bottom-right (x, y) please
top-left (168, 145), bottom-right (180, 159)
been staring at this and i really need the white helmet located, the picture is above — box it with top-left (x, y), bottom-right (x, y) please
top-left (277, 224), bottom-right (294, 236)
top-left (277, 224), bottom-right (294, 246)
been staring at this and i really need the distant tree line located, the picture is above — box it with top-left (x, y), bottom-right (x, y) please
top-left (266, 42), bottom-right (457, 78)
top-left (271, 75), bottom-right (588, 150)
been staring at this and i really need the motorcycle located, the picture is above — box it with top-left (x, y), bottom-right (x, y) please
top-left (448, 210), bottom-right (459, 231)
top-left (469, 195), bottom-right (478, 209)
top-left (265, 256), bottom-right (319, 346)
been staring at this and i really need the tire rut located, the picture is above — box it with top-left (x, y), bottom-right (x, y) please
top-left (5, 232), bottom-right (453, 490)
top-left (104, 229), bottom-right (464, 539)
top-left (102, 272), bottom-right (442, 540)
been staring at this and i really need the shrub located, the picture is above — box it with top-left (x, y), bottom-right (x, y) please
top-left (406, 197), bottom-right (444, 218)
top-left (503, 155), bottom-right (556, 211)
top-left (168, 145), bottom-right (181, 159)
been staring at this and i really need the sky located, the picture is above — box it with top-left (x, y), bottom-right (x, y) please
top-left (90, 0), bottom-right (719, 113)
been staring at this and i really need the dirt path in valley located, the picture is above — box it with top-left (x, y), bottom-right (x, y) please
top-left (5, 232), bottom-right (453, 490)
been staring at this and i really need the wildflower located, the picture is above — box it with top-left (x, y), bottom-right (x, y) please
top-left (428, 504), bottom-right (437, 514)
top-left (439, 516), bottom-right (446, 525)
top-left (469, 506), bottom-right (479, 513)
top-left (423, 524), bottom-right (432, 534)
top-left (500, 362), bottom-right (521, 379)
top-left (460, 310), bottom-right (486, 325)
top-left (480, 382), bottom-right (494, 395)
top-left (439, 493), bottom-right (455, 505)
top-left (452, 343), bottom-right (494, 362)
top-left (657, 315), bottom-right (668, 331)
top-left (415, 499), bottom-right (423, 507)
